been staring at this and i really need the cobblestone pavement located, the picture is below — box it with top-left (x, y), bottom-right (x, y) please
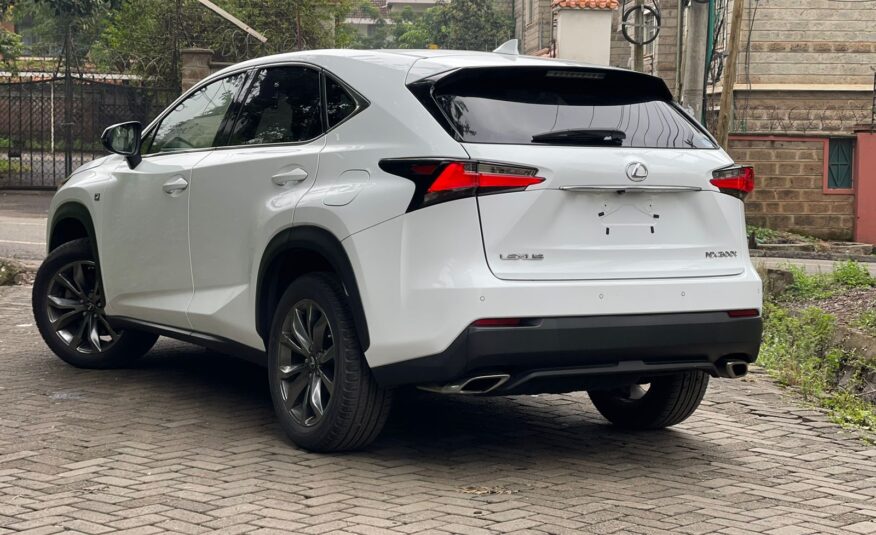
top-left (2, 285), bottom-right (876, 535)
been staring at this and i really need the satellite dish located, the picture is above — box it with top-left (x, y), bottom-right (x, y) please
top-left (493, 39), bottom-right (519, 56)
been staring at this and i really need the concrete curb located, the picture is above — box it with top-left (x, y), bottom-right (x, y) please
top-left (750, 249), bottom-right (876, 263)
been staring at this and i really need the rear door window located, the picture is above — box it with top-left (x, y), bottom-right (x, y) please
top-left (428, 67), bottom-right (715, 149)
top-left (228, 66), bottom-right (323, 145)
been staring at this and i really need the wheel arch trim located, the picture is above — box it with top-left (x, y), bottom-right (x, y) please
top-left (49, 202), bottom-right (99, 261)
top-left (256, 225), bottom-right (370, 351)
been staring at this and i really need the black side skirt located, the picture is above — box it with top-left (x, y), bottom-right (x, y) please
top-left (109, 316), bottom-right (267, 366)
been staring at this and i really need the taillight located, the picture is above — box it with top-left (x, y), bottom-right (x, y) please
top-left (380, 159), bottom-right (544, 211)
top-left (711, 165), bottom-right (754, 200)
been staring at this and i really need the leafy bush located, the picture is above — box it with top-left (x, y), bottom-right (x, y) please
top-left (760, 304), bottom-right (876, 431)
top-left (0, 160), bottom-right (24, 174)
top-left (747, 225), bottom-right (778, 243)
top-left (787, 266), bottom-right (836, 299)
top-left (832, 260), bottom-right (875, 288)
top-left (0, 260), bottom-right (22, 286)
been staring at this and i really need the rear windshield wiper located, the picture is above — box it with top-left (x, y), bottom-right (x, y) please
top-left (531, 129), bottom-right (626, 146)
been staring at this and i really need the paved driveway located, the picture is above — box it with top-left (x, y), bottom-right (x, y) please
top-left (1, 285), bottom-right (876, 535)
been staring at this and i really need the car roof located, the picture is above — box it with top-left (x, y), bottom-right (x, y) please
top-left (207, 48), bottom-right (634, 86)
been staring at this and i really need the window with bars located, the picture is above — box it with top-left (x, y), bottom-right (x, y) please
top-left (827, 138), bottom-right (854, 190)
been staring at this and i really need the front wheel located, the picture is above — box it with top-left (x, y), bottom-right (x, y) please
top-left (32, 239), bottom-right (158, 369)
top-left (588, 371), bottom-right (709, 429)
top-left (267, 273), bottom-right (392, 452)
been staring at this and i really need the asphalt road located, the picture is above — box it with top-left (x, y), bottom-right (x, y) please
top-left (0, 190), bottom-right (51, 266)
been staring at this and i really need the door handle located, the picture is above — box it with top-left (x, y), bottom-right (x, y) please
top-left (272, 167), bottom-right (308, 186)
top-left (162, 176), bottom-right (189, 195)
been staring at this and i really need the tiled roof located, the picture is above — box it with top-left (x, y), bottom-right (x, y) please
top-left (551, 0), bottom-right (619, 9)
top-left (347, 0), bottom-right (388, 20)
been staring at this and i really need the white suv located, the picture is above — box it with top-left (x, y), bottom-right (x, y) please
top-left (33, 48), bottom-right (762, 451)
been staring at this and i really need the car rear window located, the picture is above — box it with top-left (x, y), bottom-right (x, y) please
top-left (424, 67), bottom-right (715, 149)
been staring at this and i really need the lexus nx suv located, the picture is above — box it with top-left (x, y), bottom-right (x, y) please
top-left (33, 47), bottom-right (762, 452)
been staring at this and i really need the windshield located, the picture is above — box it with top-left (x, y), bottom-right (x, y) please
top-left (429, 67), bottom-right (715, 149)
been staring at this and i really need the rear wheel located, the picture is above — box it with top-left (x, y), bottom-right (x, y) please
top-left (588, 371), bottom-right (709, 429)
top-left (267, 273), bottom-right (392, 452)
top-left (32, 239), bottom-right (158, 368)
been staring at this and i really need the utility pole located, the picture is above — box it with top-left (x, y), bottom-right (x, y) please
top-left (674, 0), bottom-right (685, 100)
top-left (633, 0), bottom-right (644, 72)
top-left (681, 0), bottom-right (709, 120)
top-left (715, 0), bottom-right (745, 146)
top-left (63, 24), bottom-right (73, 177)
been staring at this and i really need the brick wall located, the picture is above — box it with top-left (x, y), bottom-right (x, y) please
top-left (727, 136), bottom-right (855, 240)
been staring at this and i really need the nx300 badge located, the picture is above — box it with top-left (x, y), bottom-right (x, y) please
top-left (705, 250), bottom-right (738, 259)
top-left (500, 253), bottom-right (545, 261)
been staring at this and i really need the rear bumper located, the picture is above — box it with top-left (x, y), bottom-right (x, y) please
top-left (371, 311), bottom-right (762, 394)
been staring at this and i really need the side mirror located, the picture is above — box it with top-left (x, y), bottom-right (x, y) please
top-left (101, 121), bottom-right (143, 169)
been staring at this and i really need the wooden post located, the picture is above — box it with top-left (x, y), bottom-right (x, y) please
top-left (715, 0), bottom-right (745, 147)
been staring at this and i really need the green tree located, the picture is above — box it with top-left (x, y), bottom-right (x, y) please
top-left (0, 1), bottom-right (22, 64)
top-left (421, 0), bottom-right (512, 51)
top-left (94, 0), bottom-right (352, 88)
top-left (7, 0), bottom-right (120, 58)
top-left (343, 0), bottom-right (512, 51)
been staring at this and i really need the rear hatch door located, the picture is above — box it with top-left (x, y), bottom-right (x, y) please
top-left (424, 66), bottom-right (746, 281)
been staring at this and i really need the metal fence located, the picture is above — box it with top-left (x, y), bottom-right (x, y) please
top-left (1, 75), bottom-right (177, 190)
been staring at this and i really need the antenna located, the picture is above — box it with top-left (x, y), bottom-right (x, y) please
top-left (493, 39), bottom-right (519, 56)
top-left (197, 0), bottom-right (268, 44)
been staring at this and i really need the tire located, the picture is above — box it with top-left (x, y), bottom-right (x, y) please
top-left (267, 272), bottom-right (392, 452)
top-left (588, 371), bottom-right (709, 429)
top-left (32, 238), bottom-right (158, 369)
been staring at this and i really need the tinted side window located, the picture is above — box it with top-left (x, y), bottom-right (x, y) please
top-left (229, 67), bottom-right (323, 145)
top-left (145, 73), bottom-right (245, 154)
top-left (326, 77), bottom-right (357, 128)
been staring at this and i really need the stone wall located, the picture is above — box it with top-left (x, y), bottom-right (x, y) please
top-left (727, 136), bottom-right (855, 240)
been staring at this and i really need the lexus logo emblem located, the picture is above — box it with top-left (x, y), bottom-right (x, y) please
top-left (626, 162), bottom-right (648, 182)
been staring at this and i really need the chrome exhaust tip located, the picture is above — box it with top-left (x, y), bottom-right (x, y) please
top-left (418, 374), bottom-right (511, 395)
top-left (722, 360), bottom-right (749, 379)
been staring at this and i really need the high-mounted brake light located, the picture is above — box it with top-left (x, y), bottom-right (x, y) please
top-left (379, 159), bottom-right (545, 211)
top-left (711, 165), bottom-right (754, 200)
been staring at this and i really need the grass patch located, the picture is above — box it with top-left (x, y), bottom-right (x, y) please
top-left (855, 310), bottom-right (876, 336)
top-left (785, 260), bottom-right (874, 300)
top-left (760, 303), bottom-right (876, 432)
